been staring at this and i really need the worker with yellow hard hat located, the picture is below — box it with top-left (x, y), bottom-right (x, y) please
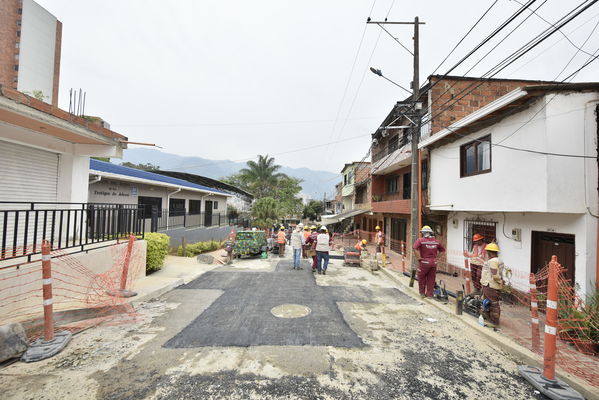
top-left (355, 239), bottom-right (368, 254)
top-left (413, 225), bottom-right (446, 298)
top-left (302, 225), bottom-right (311, 258)
top-left (480, 242), bottom-right (504, 325)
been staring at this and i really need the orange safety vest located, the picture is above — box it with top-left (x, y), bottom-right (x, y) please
top-left (277, 231), bottom-right (286, 244)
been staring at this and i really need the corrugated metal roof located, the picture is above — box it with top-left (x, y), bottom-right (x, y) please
top-left (89, 159), bottom-right (229, 195)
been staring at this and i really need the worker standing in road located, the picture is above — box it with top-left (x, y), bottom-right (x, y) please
top-left (291, 224), bottom-right (305, 269)
top-left (302, 225), bottom-right (310, 258)
top-left (315, 226), bottom-right (332, 275)
top-left (480, 242), bottom-right (504, 325)
top-left (277, 226), bottom-right (287, 257)
top-left (305, 226), bottom-right (319, 272)
top-left (465, 234), bottom-right (487, 293)
top-left (413, 225), bottom-right (445, 298)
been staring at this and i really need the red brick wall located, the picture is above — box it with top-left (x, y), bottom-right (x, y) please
top-left (0, 0), bottom-right (21, 91)
top-left (52, 20), bottom-right (62, 107)
top-left (429, 77), bottom-right (539, 134)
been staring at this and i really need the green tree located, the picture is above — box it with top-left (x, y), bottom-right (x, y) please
top-left (121, 162), bottom-right (160, 171)
top-left (274, 176), bottom-right (303, 217)
top-left (251, 197), bottom-right (279, 228)
top-left (303, 199), bottom-right (324, 220)
top-left (238, 155), bottom-right (285, 198)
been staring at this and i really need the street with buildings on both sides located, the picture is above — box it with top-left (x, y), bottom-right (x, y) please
top-left (2, 251), bottom-right (549, 400)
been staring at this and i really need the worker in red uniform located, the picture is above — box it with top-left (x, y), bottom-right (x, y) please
top-left (413, 225), bottom-right (445, 298)
top-left (355, 239), bottom-right (368, 255)
top-left (305, 225), bottom-right (319, 272)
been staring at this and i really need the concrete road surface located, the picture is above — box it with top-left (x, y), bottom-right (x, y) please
top-left (0, 250), bottom-right (546, 399)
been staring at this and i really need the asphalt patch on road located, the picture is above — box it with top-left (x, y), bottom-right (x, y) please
top-left (164, 260), bottom-right (415, 348)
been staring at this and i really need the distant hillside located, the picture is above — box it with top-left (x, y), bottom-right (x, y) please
top-left (118, 148), bottom-right (340, 199)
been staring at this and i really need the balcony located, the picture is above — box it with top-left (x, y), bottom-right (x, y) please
top-left (371, 198), bottom-right (410, 214)
top-left (371, 146), bottom-right (411, 175)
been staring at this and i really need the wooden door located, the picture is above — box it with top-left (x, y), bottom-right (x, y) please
top-left (205, 201), bottom-right (213, 227)
top-left (531, 231), bottom-right (576, 284)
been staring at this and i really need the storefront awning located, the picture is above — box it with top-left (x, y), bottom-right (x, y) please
top-left (320, 208), bottom-right (369, 225)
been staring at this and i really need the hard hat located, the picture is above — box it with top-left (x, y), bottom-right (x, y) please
top-left (362, 240), bottom-right (367, 245)
top-left (485, 242), bottom-right (500, 252)
top-left (304, 226), bottom-right (309, 230)
top-left (311, 225), bottom-right (317, 230)
top-left (375, 226), bottom-right (381, 230)
top-left (473, 234), bottom-right (485, 242)
top-left (420, 225), bottom-right (433, 233)
top-left (298, 223), bottom-right (304, 227)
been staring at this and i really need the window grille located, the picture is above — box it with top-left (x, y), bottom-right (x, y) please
top-left (463, 219), bottom-right (497, 251)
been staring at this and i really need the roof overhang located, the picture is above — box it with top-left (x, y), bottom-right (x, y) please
top-left (419, 82), bottom-right (599, 149)
top-left (320, 208), bottom-right (368, 224)
top-left (0, 87), bottom-right (127, 149)
top-left (89, 169), bottom-right (233, 197)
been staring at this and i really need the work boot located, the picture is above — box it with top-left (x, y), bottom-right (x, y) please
top-left (323, 270), bottom-right (326, 275)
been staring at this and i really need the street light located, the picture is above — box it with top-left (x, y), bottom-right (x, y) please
top-left (369, 67), bottom-right (412, 94)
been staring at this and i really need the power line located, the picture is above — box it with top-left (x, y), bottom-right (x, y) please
top-left (421, 0), bottom-right (599, 128)
top-left (428, 0), bottom-right (500, 77)
top-left (113, 116), bottom-right (379, 128)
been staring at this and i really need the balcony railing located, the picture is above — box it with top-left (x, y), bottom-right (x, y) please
top-left (0, 202), bottom-right (145, 263)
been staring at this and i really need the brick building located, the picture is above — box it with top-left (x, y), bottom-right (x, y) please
top-left (369, 75), bottom-right (556, 267)
top-left (0, 0), bottom-right (62, 106)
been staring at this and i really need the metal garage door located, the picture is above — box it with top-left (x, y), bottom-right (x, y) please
top-left (0, 140), bottom-right (59, 203)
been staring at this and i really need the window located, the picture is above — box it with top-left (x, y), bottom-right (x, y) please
top-left (463, 219), bottom-right (497, 252)
top-left (16, 20), bottom-right (21, 26)
top-left (16, 30), bottom-right (20, 37)
top-left (18, 8), bottom-right (22, 14)
top-left (421, 160), bottom-right (428, 190)
top-left (13, 65), bottom-right (18, 71)
top-left (348, 171), bottom-right (354, 185)
top-left (460, 135), bottom-right (491, 177)
top-left (386, 176), bottom-right (398, 193)
top-left (189, 199), bottom-right (202, 215)
top-left (15, 42), bottom-right (19, 49)
top-left (402, 173), bottom-right (411, 199)
top-left (213, 201), bottom-right (218, 210)
top-left (169, 198), bottom-right (186, 216)
top-left (138, 196), bottom-right (161, 219)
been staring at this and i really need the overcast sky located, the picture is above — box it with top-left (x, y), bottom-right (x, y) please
top-left (37, 0), bottom-right (599, 173)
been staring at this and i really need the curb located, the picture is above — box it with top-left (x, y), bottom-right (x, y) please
top-left (378, 267), bottom-right (599, 400)
top-left (130, 278), bottom-right (185, 305)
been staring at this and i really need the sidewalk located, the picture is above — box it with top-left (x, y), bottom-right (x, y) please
top-left (377, 264), bottom-right (599, 399)
top-left (130, 250), bottom-right (228, 304)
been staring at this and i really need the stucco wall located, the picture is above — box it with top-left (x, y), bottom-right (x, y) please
top-left (17, 0), bottom-right (57, 103)
top-left (88, 178), bottom-right (228, 211)
top-left (429, 92), bottom-right (599, 213)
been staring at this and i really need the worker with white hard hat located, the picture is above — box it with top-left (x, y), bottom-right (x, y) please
top-left (413, 225), bottom-right (446, 298)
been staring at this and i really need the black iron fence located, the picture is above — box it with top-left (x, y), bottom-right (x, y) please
top-left (145, 210), bottom-right (250, 232)
top-left (0, 202), bottom-right (144, 263)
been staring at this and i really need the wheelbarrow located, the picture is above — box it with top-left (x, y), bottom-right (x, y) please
top-left (343, 247), bottom-right (362, 266)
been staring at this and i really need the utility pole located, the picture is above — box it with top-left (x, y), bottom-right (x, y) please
top-left (367, 17), bottom-right (424, 286)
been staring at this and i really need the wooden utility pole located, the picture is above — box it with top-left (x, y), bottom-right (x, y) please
top-left (367, 17), bottom-right (424, 287)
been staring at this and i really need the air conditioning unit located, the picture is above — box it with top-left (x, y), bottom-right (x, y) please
top-left (381, 130), bottom-right (389, 138)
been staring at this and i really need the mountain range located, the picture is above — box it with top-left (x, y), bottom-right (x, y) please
top-left (118, 148), bottom-right (340, 199)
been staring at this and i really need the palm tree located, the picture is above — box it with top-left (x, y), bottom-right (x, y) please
top-left (251, 197), bottom-right (279, 228)
top-left (239, 155), bottom-right (285, 198)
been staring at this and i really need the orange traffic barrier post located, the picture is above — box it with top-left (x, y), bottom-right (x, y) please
top-left (107, 235), bottom-right (138, 298)
top-left (21, 241), bottom-right (72, 362)
top-left (401, 241), bottom-right (406, 273)
top-left (462, 251), bottom-right (471, 294)
top-left (518, 256), bottom-right (584, 400)
top-left (529, 273), bottom-right (540, 353)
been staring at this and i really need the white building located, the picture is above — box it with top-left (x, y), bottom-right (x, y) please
top-left (88, 160), bottom-right (231, 231)
top-left (420, 83), bottom-right (599, 297)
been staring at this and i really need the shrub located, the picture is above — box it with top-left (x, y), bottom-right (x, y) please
top-left (177, 240), bottom-right (224, 257)
top-left (145, 232), bottom-right (170, 272)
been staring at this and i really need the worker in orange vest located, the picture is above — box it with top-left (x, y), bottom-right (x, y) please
top-left (302, 225), bottom-right (310, 258)
top-left (277, 225), bottom-right (287, 257)
top-left (355, 239), bottom-right (368, 255)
